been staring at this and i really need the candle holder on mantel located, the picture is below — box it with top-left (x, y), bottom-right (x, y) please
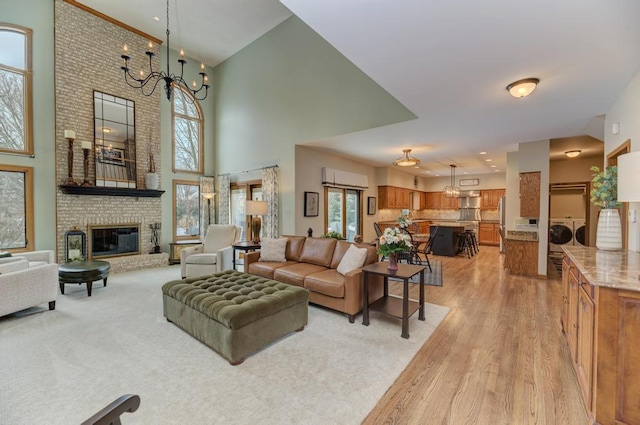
top-left (80, 140), bottom-right (93, 187)
top-left (63, 129), bottom-right (78, 186)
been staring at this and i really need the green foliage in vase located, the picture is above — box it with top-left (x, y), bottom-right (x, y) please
top-left (323, 231), bottom-right (345, 240)
top-left (590, 165), bottom-right (621, 209)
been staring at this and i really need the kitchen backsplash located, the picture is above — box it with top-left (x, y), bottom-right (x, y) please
top-left (377, 208), bottom-right (499, 222)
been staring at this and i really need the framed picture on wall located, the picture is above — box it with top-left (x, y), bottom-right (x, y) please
top-left (98, 147), bottom-right (125, 166)
top-left (367, 197), bottom-right (377, 215)
top-left (304, 191), bottom-right (319, 217)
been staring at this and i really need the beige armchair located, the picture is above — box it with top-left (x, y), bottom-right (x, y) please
top-left (0, 252), bottom-right (58, 317)
top-left (180, 225), bottom-right (243, 278)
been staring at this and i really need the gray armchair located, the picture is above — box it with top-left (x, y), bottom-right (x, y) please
top-left (180, 225), bottom-right (243, 278)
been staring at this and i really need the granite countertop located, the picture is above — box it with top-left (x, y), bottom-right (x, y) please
top-left (505, 231), bottom-right (538, 241)
top-left (563, 245), bottom-right (640, 292)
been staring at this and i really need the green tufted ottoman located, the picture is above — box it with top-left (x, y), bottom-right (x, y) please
top-left (162, 270), bottom-right (309, 365)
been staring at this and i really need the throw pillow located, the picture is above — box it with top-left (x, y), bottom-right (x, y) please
top-left (0, 252), bottom-right (12, 258)
top-left (336, 244), bottom-right (368, 275)
top-left (259, 237), bottom-right (287, 262)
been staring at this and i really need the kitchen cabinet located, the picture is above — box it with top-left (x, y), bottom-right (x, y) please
top-left (519, 172), bottom-right (540, 217)
top-left (424, 192), bottom-right (441, 209)
top-left (503, 239), bottom-right (538, 276)
top-left (478, 222), bottom-right (499, 245)
top-left (561, 251), bottom-right (640, 424)
top-left (439, 192), bottom-right (460, 209)
top-left (417, 221), bottom-right (431, 234)
top-left (378, 186), bottom-right (411, 209)
top-left (480, 189), bottom-right (505, 210)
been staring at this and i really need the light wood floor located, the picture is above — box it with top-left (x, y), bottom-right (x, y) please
top-left (363, 246), bottom-right (589, 425)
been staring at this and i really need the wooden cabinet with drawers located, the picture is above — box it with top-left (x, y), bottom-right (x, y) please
top-left (503, 239), bottom-right (538, 276)
top-left (561, 252), bottom-right (640, 424)
top-left (378, 186), bottom-right (411, 209)
top-left (478, 222), bottom-right (500, 245)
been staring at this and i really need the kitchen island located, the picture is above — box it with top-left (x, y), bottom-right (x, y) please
top-left (561, 245), bottom-right (640, 425)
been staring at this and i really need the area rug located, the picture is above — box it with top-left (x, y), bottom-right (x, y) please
top-left (0, 266), bottom-right (449, 425)
top-left (388, 259), bottom-right (443, 286)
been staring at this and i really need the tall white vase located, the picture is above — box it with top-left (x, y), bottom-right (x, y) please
top-left (596, 208), bottom-right (622, 250)
top-left (145, 172), bottom-right (159, 190)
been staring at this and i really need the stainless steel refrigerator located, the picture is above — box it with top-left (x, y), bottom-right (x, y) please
top-left (498, 196), bottom-right (506, 253)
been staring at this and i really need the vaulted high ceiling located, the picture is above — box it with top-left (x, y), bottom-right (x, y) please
top-left (77, 0), bottom-right (640, 176)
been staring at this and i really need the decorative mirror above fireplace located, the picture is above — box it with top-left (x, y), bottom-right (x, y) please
top-left (93, 91), bottom-right (136, 188)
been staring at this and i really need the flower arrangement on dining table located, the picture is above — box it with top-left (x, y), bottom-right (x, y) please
top-left (376, 226), bottom-right (413, 257)
top-left (397, 215), bottom-right (413, 229)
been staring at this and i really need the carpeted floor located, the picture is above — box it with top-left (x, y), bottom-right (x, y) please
top-left (0, 266), bottom-right (449, 425)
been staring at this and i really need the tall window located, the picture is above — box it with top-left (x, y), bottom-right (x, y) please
top-left (173, 180), bottom-right (201, 241)
top-left (172, 86), bottom-right (203, 173)
top-left (0, 165), bottom-right (34, 251)
top-left (230, 181), bottom-right (262, 240)
top-left (325, 187), bottom-right (361, 241)
top-left (0, 24), bottom-right (33, 155)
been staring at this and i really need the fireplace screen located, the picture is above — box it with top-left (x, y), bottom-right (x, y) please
top-left (89, 225), bottom-right (140, 259)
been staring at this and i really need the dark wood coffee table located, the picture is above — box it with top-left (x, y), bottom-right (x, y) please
top-left (361, 262), bottom-right (426, 338)
top-left (58, 260), bottom-right (110, 297)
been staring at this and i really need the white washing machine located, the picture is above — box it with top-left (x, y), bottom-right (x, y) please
top-left (549, 218), bottom-right (574, 252)
top-left (573, 219), bottom-right (586, 246)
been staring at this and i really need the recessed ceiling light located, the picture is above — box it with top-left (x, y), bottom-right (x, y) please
top-left (479, 151), bottom-right (487, 155)
top-left (153, 16), bottom-right (160, 21)
top-left (435, 174), bottom-right (440, 177)
top-left (494, 169), bottom-right (500, 172)
top-left (102, 127), bottom-right (111, 133)
top-left (485, 159), bottom-right (492, 162)
top-left (490, 165), bottom-right (496, 168)
top-left (463, 172), bottom-right (468, 174)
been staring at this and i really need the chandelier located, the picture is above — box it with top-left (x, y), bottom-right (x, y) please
top-left (120, 0), bottom-right (209, 101)
top-left (443, 164), bottom-right (461, 198)
top-left (393, 149), bottom-right (420, 166)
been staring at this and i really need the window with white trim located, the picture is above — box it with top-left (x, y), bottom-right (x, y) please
top-left (172, 86), bottom-right (203, 173)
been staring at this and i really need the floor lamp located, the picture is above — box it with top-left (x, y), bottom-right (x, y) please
top-left (200, 176), bottom-right (216, 229)
top-left (246, 200), bottom-right (268, 243)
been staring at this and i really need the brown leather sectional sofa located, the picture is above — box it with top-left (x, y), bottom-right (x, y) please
top-left (244, 236), bottom-right (384, 322)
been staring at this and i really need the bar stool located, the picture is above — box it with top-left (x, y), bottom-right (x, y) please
top-left (465, 230), bottom-right (478, 255)
top-left (456, 233), bottom-right (473, 259)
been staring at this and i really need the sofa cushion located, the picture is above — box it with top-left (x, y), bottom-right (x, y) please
top-left (304, 269), bottom-right (345, 298)
top-left (298, 238), bottom-right (337, 268)
top-left (273, 263), bottom-right (327, 287)
top-left (185, 253), bottom-right (217, 265)
top-left (248, 260), bottom-right (298, 279)
top-left (259, 238), bottom-right (287, 262)
top-left (283, 236), bottom-right (306, 262)
top-left (336, 244), bottom-right (368, 275)
top-left (28, 261), bottom-right (48, 268)
top-left (0, 259), bottom-right (29, 274)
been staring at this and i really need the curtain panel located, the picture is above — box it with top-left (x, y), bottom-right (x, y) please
top-left (217, 174), bottom-right (231, 225)
top-left (261, 166), bottom-right (279, 238)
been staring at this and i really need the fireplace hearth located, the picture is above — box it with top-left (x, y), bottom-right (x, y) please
top-left (89, 225), bottom-right (140, 259)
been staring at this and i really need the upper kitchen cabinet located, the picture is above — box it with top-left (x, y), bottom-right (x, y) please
top-left (480, 189), bottom-right (505, 210)
top-left (424, 192), bottom-right (441, 209)
top-left (440, 192), bottom-right (460, 209)
top-left (378, 186), bottom-right (410, 209)
top-left (519, 172), bottom-right (541, 217)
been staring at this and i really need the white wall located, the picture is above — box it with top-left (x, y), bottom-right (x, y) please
top-left (605, 69), bottom-right (640, 252)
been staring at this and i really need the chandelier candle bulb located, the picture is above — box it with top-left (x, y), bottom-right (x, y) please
top-left (64, 130), bottom-right (75, 139)
top-left (81, 141), bottom-right (92, 150)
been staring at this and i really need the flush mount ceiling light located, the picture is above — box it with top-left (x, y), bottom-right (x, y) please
top-left (565, 150), bottom-right (582, 158)
top-left (393, 148), bottom-right (421, 166)
top-left (443, 164), bottom-right (460, 198)
top-left (506, 77), bottom-right (540, 98)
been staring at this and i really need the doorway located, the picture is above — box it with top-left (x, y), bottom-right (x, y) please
top-left (607, 140), bottom-right (630, 250)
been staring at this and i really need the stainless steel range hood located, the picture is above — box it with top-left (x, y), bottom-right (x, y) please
top-left (460, 190), bottom-right (480, 198)
top-left (459, 196), bottom-right (481, 209)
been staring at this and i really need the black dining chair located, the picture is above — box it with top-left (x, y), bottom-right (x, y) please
top-left (418, 225), bottom-right (439, 272)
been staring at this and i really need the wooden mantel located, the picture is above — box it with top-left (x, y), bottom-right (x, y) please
top-left (58, 185), bottom-right (164, 198)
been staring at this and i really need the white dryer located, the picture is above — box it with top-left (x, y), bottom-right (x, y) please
top-left (549, 218), bottom-right (574, 252)
top-left (573, 219), bottom-right (586, 246)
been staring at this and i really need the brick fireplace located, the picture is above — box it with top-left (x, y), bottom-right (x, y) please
top-left (54, 0), bottom-right (168, 272)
